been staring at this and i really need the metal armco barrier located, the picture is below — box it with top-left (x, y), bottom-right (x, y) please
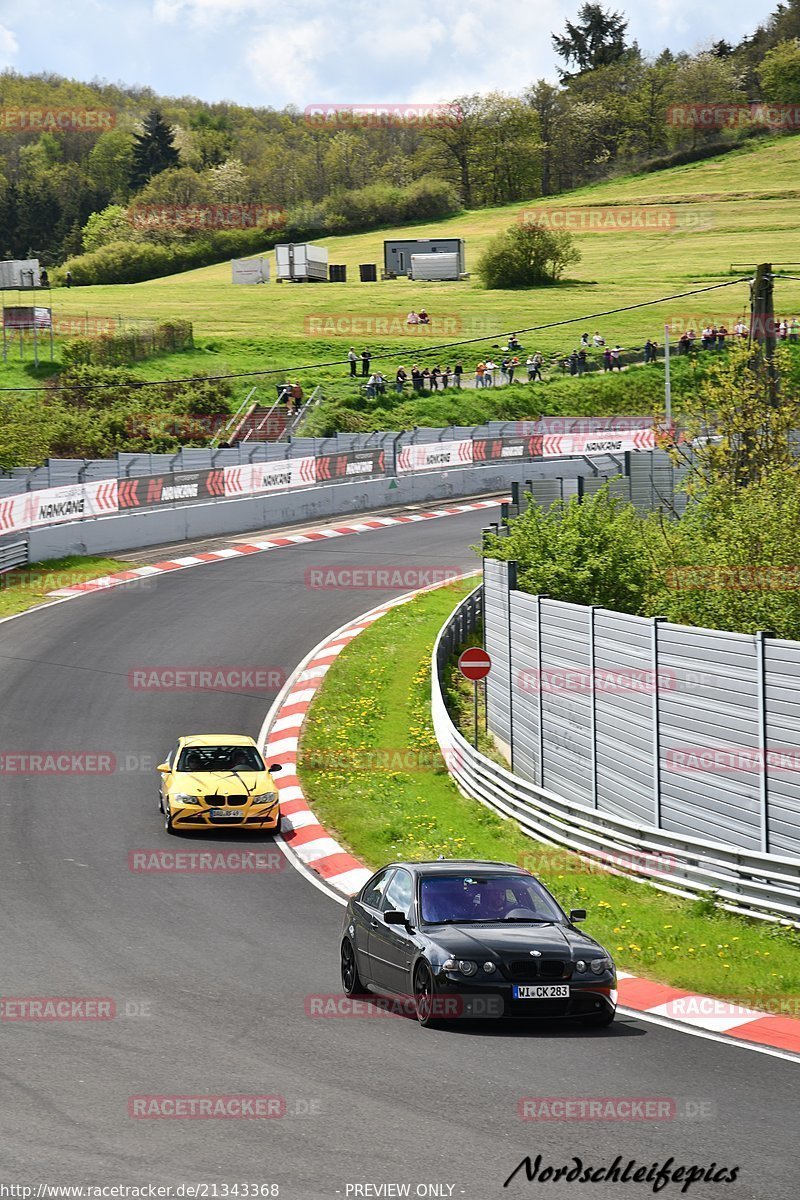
top-left (0, 417), bottom-right (663, 540)
top-left (432, 587), bottom-right (800, 925)
top-left (0, 539), bottom-right (27, 574)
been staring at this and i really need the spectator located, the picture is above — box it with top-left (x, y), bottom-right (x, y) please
top-left (291, 382), bottom-right (304, 410)
top-left (734, 319), bottom-right (748, 339)
top-left (411, 365), bottom-right (423, 392)
top-left (508, 355), bottom-right (519, 383)
top-left (568, 350), bottom-right (578, 376)
top-left (430, 365), bottom-right (441, 391)
top-left (603, 348), bottom-right (612, 372)
top-left (421, 367), bottom-right (431, 389)
top-left (418, 308), bottom-right (430, 325)
top-left (442, 365), bottom-right (451, 389)
top-left (453, 361), bottom-right (463, 388)
top-left (508, 333), bottom-right (521, 350)
top-left (395, 366), bottom-right (407, 393)
top-left (791, 317), bottom-right (800, 343)
top-left (366, 373), bottom-right (379, 399)
top-left (361, 348), bottom-right (372, 377)
top-left (644, 338), bottom-right (656, 363)
top-left (592, 331), bottom-right (605, 346)
top-left (406, 310), bottom-right (420, 325)
top-left (484, 358), bottom-right (496, 387)
top-left (701, 325), bottom-right (714, 350)
top-left (374, 372), bottom-right (387, 395)
top-left (65, 270), bottom-right (73, 288)
top-left (610, 345), bottom-right (623, 370)
top-left (577, 348), bottom-right (587, 376)
top-left (678, 332), bottom-right (690, 355)
top-left (39, 268), bottom-right (49, 288)
top-left (500, 356), bottom-right (511, 382)
top-left (475, 360), bottom-right (486, 387)
top-left (580, 332), bottom-right (590, 347)
top-left (527, 353), bottom-right (542, 381)
top-left (779, 317), bottom-right (789, 340)
top-left (347, 347), bottom-right (358, 377)
top-left (717, 325), bottom-right (728, 349)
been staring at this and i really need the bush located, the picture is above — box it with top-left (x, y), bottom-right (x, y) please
top-left (477, 223), bottom-right (580, 289)
top-left (61, 320), bottom-right (194, 366)
top-left (58, 227), bottom-right (280, 285)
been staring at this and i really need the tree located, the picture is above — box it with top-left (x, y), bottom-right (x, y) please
top-left (129, 108), bottom-right (179, 190)
top-left (758, 38), bottom-right (800, 102)
top-left (476, 222), bottom-right (580, 289)
top-left (206, 158), bottom-right (250, 202)
top-left (552, 4), bottom-right (629, 79)
top-left (88, 130), bottom-right (134, 201)
top-left (82, 204), bottom-right (136, 253)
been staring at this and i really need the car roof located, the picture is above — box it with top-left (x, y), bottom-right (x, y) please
top-left (381, 859), bottom-right (529, 876)
top-left (179, 734), bottom-right (258, 748)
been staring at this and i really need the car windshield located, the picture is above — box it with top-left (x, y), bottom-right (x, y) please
top-left (419, 874), bottom-right (564, 924)
top-left (177, 745), bottom-right (265, 773)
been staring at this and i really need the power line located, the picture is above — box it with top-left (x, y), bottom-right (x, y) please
top-left (0, 276), bottom-right (752, 393)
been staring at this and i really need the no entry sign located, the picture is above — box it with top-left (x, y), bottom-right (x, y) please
top-left (458, 647), bottom-right (492, 682)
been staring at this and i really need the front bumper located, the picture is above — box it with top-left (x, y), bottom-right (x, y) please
top-left (432, 970), bottom-right (617, 1020)
top-left (169, 804), bottom-right (281, 831)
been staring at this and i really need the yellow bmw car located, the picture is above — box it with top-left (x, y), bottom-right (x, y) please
top-left (157, 734), bottom-right (281, 833)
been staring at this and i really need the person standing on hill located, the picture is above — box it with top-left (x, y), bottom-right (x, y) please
top-left (453, 361), bottom-right (463, 388)
top-left (361, 348), bottom-right (372, 376)
top-left (411, 365), bottom-right (423, 392)
top-left (430, 365), bottom-right (441, 391)
top-left (395, 366), bottom-right (408, 393)
top-left (347, 347), bottom-right (358, 377)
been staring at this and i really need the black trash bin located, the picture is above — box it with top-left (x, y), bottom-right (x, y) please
top-left (359, 263), bottom-right (377, 282)
top-left (329, 264), bottom-right (347, 282)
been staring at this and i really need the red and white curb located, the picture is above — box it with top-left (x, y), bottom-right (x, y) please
top-left (260, 574), bottom-right (477, 897)
top-left (44, 502), bottom-right (501, 598)
top-left (261, 589), bottom-right (800, 1061)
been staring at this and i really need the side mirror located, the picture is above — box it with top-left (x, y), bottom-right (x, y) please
top-left (569, 908), bottom-right (587, 923)
top-left (268, 763), bottom-right (282, 773)
top-left (383, 910), bottom-right (408, 926)
top-left (157, 763), bottom-right (170, 773)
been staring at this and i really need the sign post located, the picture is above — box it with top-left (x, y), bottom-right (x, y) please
top-left (457, 647), bottom-right (492, 748)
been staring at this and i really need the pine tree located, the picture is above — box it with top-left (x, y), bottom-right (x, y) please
top-left (129, 109), bottom-right (179, 190)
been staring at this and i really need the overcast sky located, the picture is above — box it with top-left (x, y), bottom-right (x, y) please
top-left (0, 0), bottom-right (778, 108)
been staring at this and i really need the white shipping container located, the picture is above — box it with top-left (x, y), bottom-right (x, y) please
top-left (0, 259), bottom-right (41, 288)
top-left (275, 243), bottom-right (328, 282)
top-left (408, 252), bottom-right (460, 281)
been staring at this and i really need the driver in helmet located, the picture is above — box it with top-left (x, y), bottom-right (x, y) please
top-left (478, 879), bottom-right (511, 920)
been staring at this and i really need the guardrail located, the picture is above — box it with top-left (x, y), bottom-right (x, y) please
top-left (431, 586), bottom-right (800, 925)
top-left (0, 539), bottom-right (27, 574)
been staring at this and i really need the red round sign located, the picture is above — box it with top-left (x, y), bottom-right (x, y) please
top-left (458, 647), bottom-right (492, 681)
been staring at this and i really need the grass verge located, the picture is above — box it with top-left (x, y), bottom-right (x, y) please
top-left (0, 556), bottom-right (137, 618)
top-left (299, 580), bottom-right (800, 1008)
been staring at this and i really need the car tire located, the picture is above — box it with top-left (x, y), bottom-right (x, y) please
top-left (340, 938), bottom-right (364, 998)
top-left (582, 1009), bottom-right (615, 1028)
top-left (164, 807), bottom-right (175, 834)
top-left (413, 962), bottom-right (440, 1028)
top-left (271, 812), bottom-right (282, 837)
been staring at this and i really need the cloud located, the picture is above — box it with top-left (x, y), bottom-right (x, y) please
top-left (245, 18), bottom-right (331, 104)
top-left (0, 23), bottom-right (18, 67)
top-left (152, 0), bottom-right (269, 24)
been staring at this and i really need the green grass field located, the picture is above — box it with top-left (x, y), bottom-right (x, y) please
top-left (4, 135), bottom-right (799, 407)
top-left (0, 557), bottom-right (137, 617)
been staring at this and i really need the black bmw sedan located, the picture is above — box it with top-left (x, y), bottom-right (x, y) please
top-left (340, 859), bottom-right (617, 1027)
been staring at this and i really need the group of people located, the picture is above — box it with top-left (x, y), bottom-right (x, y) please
top-left (278, 381), bottom-right (304, 413)
top-left (406, 309), bottom-right (431, 325)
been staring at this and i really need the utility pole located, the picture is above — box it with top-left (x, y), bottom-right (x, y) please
top-left (750, 262), bottom-right (777, 405)
top-left (663, 323), bottom-right (672, 431)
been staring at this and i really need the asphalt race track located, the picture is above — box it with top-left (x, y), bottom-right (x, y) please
top-left (0, 507), bottom-right (795, 1199)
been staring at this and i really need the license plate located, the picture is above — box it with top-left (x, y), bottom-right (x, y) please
top-left (210, 809), bottom-right (243, 818)
top-left (513, 984), bottom-right (570, 1000)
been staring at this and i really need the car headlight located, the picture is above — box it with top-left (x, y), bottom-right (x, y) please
top-left (173, 793), bottom-right (202, 805)
top-left (590, 958), bottom-right (612, 974)
top-left (252, 794), bottom-right (278, 807)
top-left (483, 961), bottom-right (496, 974)
top-left (442, 958), bottom-right (478, 976)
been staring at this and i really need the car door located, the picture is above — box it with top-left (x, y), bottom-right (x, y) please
top-left (351, 869), bottom-right (395, 985)
top-left (367, 868), bottom-right (416, 995)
